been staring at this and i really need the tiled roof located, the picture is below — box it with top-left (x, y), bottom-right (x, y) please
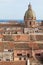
top-left (14, 43), bottom-right (31, 50)
top-left (12, 35), bottom-right (29, 42)
top-left (0, 42), bottom-right (3, 51)
top-left (0, 34), bottom-right (3, 38)
top-left (0, 42), bottom-right (14, 51)
top-left (0, 23), bottom-right (25, 27)
top-left (36, 35), bottom-right (43, 41)
top-left (38, 44), bottom-right (43, 49)
top-left (29, 42), bottom-right (39, 50)
top-left (14, 43), bottom-right (39, 50)
top-left (0, 61), bottom-right (26, 65)
top-left (3, 42), bottom-right (14, 49)
top-left (0, 41), bottom-right (42, 51)
top-left (3, 35), bottom-right (14, 41)
top-left (0, 28), bottom-right (5, 32)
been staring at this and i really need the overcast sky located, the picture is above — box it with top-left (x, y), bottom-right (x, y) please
top-left (0, 0), bottom-right (43, 20)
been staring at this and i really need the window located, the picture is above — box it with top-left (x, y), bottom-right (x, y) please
top-left (17, 54), bottom-right (22, 56)
top-left (24, 57), bottom-right (26, 60)
top-left (27, 54), bottom-right (30, 58)
top-left (19, 57), bottom-right (21, 60)
top-left (8, 49), bottom-right (13, 52)
top-left (30, 22), bottom-right (31, 25)
top-left (35, 53), bottom-right (40, 56)
top-left (6, 59), bottom-right (10, 61)
top-left (0, 59), bottom-right (1, 61)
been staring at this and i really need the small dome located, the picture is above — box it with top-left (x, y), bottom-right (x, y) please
top-left (24, 3), bottom-right (36, 20)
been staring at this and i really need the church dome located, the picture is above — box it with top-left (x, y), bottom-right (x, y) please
top-left (24, 3), bottom-right (36, 20)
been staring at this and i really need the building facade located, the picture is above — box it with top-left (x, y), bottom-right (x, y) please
top-left (0, 3), bottom-right (43, 65)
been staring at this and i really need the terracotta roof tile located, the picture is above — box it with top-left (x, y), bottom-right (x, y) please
top-left (12, 35), bottom-right (29, 42)
top-left (36, 35), bottom-right (43, 41)
top-left (14, 43), bottom-right (31, 50)
top-left (3, 42), bottom-right (14, 49)
top-left (38, 44), bottom-right (43, 49)
top-left (0, 61), bottom-right (26, 65)
top-left (29, 42), bottom-right (39, 50)
top-left (0, 34), bottom-right (3, 38)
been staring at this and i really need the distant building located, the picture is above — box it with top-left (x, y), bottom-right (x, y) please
top-left (0, 3), bottom-right (43, 65)
top-left (41, 20), bottom-right (43, 26)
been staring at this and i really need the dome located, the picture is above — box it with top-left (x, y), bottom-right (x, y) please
top-left (24, 3), bottom-right (36, 20)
